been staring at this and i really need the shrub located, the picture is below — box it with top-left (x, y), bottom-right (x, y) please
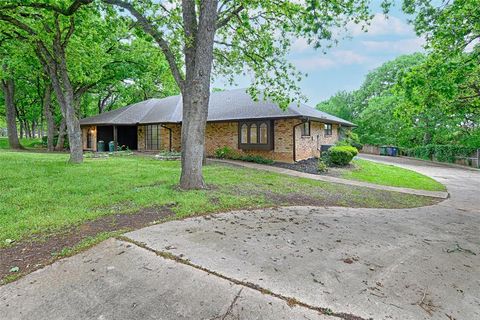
top-left (236, 154), bottom-right (274, 164)
top-left (324, 145), bottom-right (356, 166)
top-left (215, 146), bottom-right (235, 159)
top-left (214, 146), bottom-right (274, 164)
top-left (343, 131), bottom-right (363, 150)
top-left (317, 158), bottom-right (328, 173)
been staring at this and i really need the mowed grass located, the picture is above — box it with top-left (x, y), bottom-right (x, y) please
top-left (0, 151), bottom-right (437, 246)
top-left (0, 137), bottom-right (43, 149)
top-left (342, 159), bottom-right (446, 191)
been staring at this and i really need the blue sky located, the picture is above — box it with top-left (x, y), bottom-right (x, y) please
top-left (214, 3), bottom-right (425, 106)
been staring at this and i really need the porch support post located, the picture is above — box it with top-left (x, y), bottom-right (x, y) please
top-left (113, 125), bottom-right (118, 151)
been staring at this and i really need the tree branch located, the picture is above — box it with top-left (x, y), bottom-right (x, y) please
top-left (102, 0), bottom-right (185, 91)
top-left (216, 5), bottom-right (244, 30)
top-left (0, 0), bottom-right (93, 16)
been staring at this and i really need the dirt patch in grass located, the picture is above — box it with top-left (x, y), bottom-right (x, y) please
top-left (0, 206), bottom-right (174, 285)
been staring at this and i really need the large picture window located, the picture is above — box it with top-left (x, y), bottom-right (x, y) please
top-left (238, 120), bottom-right (273, 150)
top-left (146, 124), bottom-right (161, 150)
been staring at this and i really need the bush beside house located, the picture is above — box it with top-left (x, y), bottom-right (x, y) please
top-left (214, 146), bottom-right (274, 164)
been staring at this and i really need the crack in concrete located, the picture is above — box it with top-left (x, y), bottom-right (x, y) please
top-left (117, 235), bottom-right (369, 320)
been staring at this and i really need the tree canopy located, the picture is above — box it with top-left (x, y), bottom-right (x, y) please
top-left (318, 0), bottom-right (480, 150)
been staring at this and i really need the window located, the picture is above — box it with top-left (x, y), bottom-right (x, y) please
top-left (259, 123), bottom-right (268, 144)
top-left (146, 124), bottom-right (161, 150)
top-left (238, 120), bottom-right (273, 150)
top-left (301, 122), bottom-right (310, 136)
top-left (250, 123), bottom-right (257, 143)
top-left (324, 123), bottom-right (332, 136)
top-left (240, 124), bottom-right (248, 143)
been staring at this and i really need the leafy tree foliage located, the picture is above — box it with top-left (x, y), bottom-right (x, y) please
top-left (317, 53), bottom-right (425, 146)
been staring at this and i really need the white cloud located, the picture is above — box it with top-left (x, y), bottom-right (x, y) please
top-left (293, 56), bottom-right (336, 70)
top-left (331, 50), bottom-right (367, 63)
top-left (291, 38), bottom-right (310, 53)
top-left (347, 13), bottom-right (412, 37)
top-left (361, 38), bottom-right (426, 53)
top-left (292, 50), bottom-right (368, 71)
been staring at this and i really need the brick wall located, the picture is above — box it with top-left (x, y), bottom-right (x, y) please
top-left (110, 119), bottom-right (340, 162)
top-left (81, 125), bottom-right (97, 151)
top-left (203, 119), bottom-right (326, 163)
top-left (138, 124), bottom-right (181, 151)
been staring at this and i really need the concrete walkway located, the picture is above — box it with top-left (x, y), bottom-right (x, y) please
top-left (212, 158), bottom-right (449, 199)
top-left (1, 155), bottom-right (479, 320)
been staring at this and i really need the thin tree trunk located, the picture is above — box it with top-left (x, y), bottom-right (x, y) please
top-left (179, 0), bottom-right (219, 189)
top-left (1, 77), bottom-right (22, 149)
top-left (55, 118), bottom-right (66, 151)
top-left (43, 83), bottom-right (55, 151)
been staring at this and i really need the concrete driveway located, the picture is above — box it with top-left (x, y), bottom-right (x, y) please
top-left (1, 155), bottom-right (479, 320)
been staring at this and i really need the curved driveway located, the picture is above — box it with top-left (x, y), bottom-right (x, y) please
top-left (1, 155), bottom-right (479, 320)
top-left (127, 155), bottom-right (480, 319)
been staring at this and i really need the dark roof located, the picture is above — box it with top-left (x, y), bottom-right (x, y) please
top-left (80, 89), bottom-right (355, 126)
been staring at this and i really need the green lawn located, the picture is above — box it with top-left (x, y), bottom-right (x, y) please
top-left (0, 137), bottom-right (43, 149)
top-left (0, 151), bottom-right (437, 246)
top-left (341, 159), bottom-right (446, 191)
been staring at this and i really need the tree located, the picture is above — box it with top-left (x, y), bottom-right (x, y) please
top-left (317, 53), bottom-right (426, 146)
top-left (0, 1), bottom-right (163, 160)
top-left (316, 91), bottom-right (356, 123)
top-left (0, 37), bottom-right (28, 149)
top-left (400, 0), bottom-right (480, 147)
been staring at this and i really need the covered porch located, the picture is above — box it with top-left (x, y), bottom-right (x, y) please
top-left (82, 123), bottom-right (182, 152)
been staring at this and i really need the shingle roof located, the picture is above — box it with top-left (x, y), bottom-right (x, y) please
top-left (80, 89), bottom-right (355, 126)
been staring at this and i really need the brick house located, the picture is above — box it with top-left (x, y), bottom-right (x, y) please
top-left (80, 89), bottom-right (354, 163)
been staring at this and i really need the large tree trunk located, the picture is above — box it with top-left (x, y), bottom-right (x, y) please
top-left (1, 77), bottom-right (22, 149)
top-left (43, 83), bottom-right (55, 151)
top-left (179, 0), bottom-right (218, 189)
top-left (35, 16), bottom-right (83, 163)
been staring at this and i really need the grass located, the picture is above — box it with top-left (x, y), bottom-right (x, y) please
top-left (0, 151), bottom-right (438, 246)
top-left (341, 159), bottom-right (446, 191)
top-left (0, 137), bottom-right (43, 149)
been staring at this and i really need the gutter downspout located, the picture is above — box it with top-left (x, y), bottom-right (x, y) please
top-left (161, 124), bottom-right (172, 152)
top-left (292, 117), bottom-right (308, 163)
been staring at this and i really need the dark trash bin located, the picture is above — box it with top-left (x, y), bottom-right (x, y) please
top-left (391, 147), bottom-right (398, 157)
top-left (97, 140), bottom-right (105, 152)
top-left (320, 144), bottom-right (333, 152)
top-left (386, 146), bottom-right (399, 157)
top-left (108, 141), bottom-right (115, 152)
top-left (379, 146), bottom-right (388, 156)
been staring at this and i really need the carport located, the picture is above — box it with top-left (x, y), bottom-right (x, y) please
top-left (96, 125), bottom-right (138, 150)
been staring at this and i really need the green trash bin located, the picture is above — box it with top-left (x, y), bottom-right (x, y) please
top-left (379, 146), bottom-right (388, 156)
top-left (97, 140), bottom-right (105, 152)
top-left (108, 141), bottom-right (115, 152)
